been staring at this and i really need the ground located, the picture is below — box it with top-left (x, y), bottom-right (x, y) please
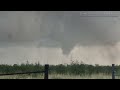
top-left (0, 74), bottom-right (118, 79)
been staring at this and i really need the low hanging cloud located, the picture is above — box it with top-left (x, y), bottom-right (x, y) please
top-left (0, 11), bottom-right (120, 64)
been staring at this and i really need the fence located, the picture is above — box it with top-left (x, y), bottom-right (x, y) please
top-left (0, 63), bottom-right (118, 79)
top-left (0, 64), bottom-right (49, 79)
top-left (112, 64), bottom-right (120, 79)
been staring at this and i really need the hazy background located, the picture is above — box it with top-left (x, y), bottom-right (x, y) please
top-left (0, 11), bottom-right (120, 65)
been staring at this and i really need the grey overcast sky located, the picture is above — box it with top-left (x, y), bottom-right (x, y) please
top-left (0, 11), bottom-right (120, 65)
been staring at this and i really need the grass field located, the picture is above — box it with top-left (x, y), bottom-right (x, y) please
top-left (0, 73), bottom-right (118, 79)
top-left (0, 61), bottom-right (119, 79)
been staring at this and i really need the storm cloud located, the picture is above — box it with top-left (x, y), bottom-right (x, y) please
top-left (0, 11), bottom-right (120, 65)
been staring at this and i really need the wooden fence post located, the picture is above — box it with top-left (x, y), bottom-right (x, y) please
top-left (112, 64), bottom-right (115, 79)
top-left (44, 64), bottom-right (49, 79)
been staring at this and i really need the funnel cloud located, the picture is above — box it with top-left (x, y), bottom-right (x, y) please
top-left (0, 11), bottom-right (120, 65)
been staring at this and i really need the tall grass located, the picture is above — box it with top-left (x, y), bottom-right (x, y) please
top-left (0, 74), bottom-right (117, 79)
top-left (0, 60), bottom-right (119, 79)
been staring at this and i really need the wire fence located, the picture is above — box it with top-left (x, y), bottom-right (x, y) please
top-left (112, 64), bottom-right (120, 79)
top-left (0, 64), bottom-right (49, 79)
top-left (0, 64), bottom-right (117, 79)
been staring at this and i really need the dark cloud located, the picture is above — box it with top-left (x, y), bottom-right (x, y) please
top-left (0, 11), bottom-right (120, 55)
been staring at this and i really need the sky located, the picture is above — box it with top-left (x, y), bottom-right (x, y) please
top-left (0, 11), bottom-right (120, 65)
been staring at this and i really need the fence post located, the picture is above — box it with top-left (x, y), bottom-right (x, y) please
top-left (112, 64), bottom-right (115, 79)
top-left (44, 64), bottom-right (49, 79)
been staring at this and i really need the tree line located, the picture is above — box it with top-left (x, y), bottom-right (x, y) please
top-left (0, 61), bottom-right (120, 75)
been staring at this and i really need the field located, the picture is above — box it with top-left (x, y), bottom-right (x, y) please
top-left (0, 74), bottom-right (120, 79)
top-left (0, 61), bottom-right (119, 79)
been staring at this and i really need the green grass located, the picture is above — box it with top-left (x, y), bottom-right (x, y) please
top-left (0, 73), bottom-right (118, 79)
top-left (0, 60), bottom-right (119, 79)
